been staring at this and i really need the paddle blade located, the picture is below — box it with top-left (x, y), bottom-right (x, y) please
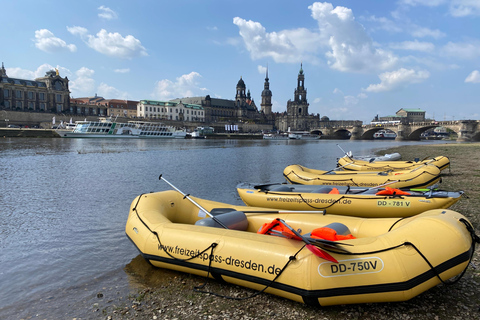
top-left (306, 244), bottom-right (338, 263)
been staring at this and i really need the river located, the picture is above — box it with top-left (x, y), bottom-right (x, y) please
top-left (0, 138), bottom-right (448, 318)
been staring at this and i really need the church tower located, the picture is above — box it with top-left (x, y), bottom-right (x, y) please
top-left (235, 76), bottom-right (246, 107)
top-left (260, 67), bottom-right (272, 115)
top-left (288, 63), bottom-right (308, 116)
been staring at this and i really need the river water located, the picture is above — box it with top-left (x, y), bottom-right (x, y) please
top-left (0, 138), bottom-right (447, 318)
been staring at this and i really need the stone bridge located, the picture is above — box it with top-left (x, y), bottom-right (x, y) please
top-left (313, 120), bottom-right (480, 141)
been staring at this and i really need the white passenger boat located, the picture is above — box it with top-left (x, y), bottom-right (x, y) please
top-left (263, 133), bottom-right (289, 140)
top-left (59, 118), bottom-right (187, 139)
top-left (373, 130), bottom-right (396, 140)
top-left (288, 131), bottom-right (321, 140)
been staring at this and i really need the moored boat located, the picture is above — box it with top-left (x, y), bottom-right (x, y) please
top-left (60, 117), bottom-right (187, 138)
top-left (344, 151), bottom-right (402, 162)
top-left (263, 133), bottom-right (289, 140)
top-left (373, 129), bottom-right (396, 140)
top-left (288, 131), bottom-right (321, 140)
top-left (125, 189), bottom-right (478, 306)
top-left (236, 182), bottom-right (463, 218)
top-left (338, 155), bottom-right (450, 172)
top-left (283, 164), bottom-right (442, 188)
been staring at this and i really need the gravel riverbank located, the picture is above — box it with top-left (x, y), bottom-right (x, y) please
top-left (103, 142), bottom-right (480, 320)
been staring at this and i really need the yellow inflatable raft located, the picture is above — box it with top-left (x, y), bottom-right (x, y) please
top-left (283, 164), bottom-right (441, 188)
top-left (126, 189), bottom-right (478, 306)
top-left (236, 183), bottom-right (463, 218)
top-left (337, 155), bottom-right (450, 172)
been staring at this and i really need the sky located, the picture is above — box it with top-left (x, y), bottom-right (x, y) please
top-left (1, 0), bottom-right (480, 123)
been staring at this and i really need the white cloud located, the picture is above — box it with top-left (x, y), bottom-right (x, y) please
top-left (257, 65), bottom-right (267, 74)
top-left (114, 68), bottom-right (130, 73)
top-left (153, 72), bottom-right (206, 100)
top-left (410, 27), bottom-right (446, 39)
top-left (333, 88), bottom-right (343, 94)
top-left (465, 70), bottom-right (480, 83)
top-left (34, 29), bottom-right (77, 53)
top-left (232, 17), bottom-right (323, 63)
top-left (358, 92), bottom-right (368, 99)
top-left (69, 67), bottom-right (96, 96)
top-left (313, 97), bottom-right (322, 103)
top-left (67, 26), bottom-right (89, 37)
top-left (399, 0), bottom-right (446, 7)
top-left (389, 40), bottom-right (434, 52)
top-left (364, 68), bottom-right (430, 92)
top-left (97, 82), bottom-right (128, 99)
top-left (363, 15), bottom-right (402, 33)
top-left (442, 41), bottom-right (480, 59)
top-left (6, 64), bottom-right (71, 79)
top-left (68, 27), bottom-right (147, 59)
top-left (98, 6), bottom-right (118, 20)
top-left (344, 95), bottom-right (359, 105)
top-left (449, 0), bottom-right (480, 17)
top-left (308, 2), bottom-right (397, 73)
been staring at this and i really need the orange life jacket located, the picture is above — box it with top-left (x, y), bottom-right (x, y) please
top-left (375, 186), bottom-right (411, 196)
top-left (310, 227), bottom-right (356, 241)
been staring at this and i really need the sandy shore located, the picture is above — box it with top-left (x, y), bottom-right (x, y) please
top-left (103, 142), bottom-right (480, 320)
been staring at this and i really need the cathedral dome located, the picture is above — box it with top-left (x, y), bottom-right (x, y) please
top-left (236, 77), bottom-right (245, 88)
top-left (262, 88), bottom-right (272, 96)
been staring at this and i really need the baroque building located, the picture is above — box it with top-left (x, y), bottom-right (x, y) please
top-left (170, 76), bottom-right (262, 123)
top-left (275, 64), bottom-right (320, 131)
top-left (0, 63), bottom-right (70, 113)
top-left (260, 68), bottom-right (272, 115)
top-left (137, 100), bottom-right (204, 122)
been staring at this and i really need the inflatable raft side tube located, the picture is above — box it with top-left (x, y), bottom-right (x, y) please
top-left (128, 242), bottom-right (472, 306)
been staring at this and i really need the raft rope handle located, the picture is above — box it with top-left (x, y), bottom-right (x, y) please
top-left (285, 167), bottom-right (438, 186)
top-left (132, 194), bottom-right (310, 301)
top-left (132, 194), bottom-right (218, 262)
top-left (263, 191), bottom-right (407, 211)
top-left (319, 218), bottom-right (480, 286)
top-left (194, 245), bottom-right (305, 300)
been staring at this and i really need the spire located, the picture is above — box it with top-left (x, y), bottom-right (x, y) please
top-left (299, 62), bottom-right (303, 75)
top-left (265, 64), bottom-right (269, 81)
top-left (0, 62), bottom-right (6, 77)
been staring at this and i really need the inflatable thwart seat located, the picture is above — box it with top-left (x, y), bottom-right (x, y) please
top-left (195, 208), bottom-right (354, 243)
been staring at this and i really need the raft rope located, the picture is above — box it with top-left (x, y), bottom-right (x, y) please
top-left (284, 167), bottom-right (439, 187)
top-left (263, 190), bottom-right (409, 211)
top-left (193, 245), bottom-right (305, 300)
top-left (132, 193), bottom-right (308, 301)
top-left (319, 217), bottom-right (480, 287)
top-left (132, 194), bottom-right (217, 262)
top-left (131, 194), bottom-right (480, 300)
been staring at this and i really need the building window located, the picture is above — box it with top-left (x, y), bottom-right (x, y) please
top-left (39, 93), bottom-right (45, 101)
top-left (3, 89), bottom-right (9, 98)
top-left (16, 90), bottom-right (22, 98)
top-left (4, 101), bottom-right (10, 108)
top-left (16, 101), bottom-right (23, 109)
top-left (40, 103), bottom-right (46, 111)
top-left (56, 94), bottom-right (62, 102)
top-left (28, 91), bottom-right (34, 99)
top-left (28, 102), bottom-right (34, 110)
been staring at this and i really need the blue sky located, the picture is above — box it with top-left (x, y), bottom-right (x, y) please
top-left (1, 0), bottom-right (479, 123)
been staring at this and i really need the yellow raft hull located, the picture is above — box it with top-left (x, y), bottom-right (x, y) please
top-left (283, 164), bottom-right (441, 188)
top-left (236, 184), bottom-right (463, 218)
top-left (338, 155), bottom-right (450, 172)
top-left (126, 190), bottom-right (475, 306)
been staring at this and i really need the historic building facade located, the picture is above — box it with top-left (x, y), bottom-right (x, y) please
top-left (274, 64), bottom-right (320, 131)
top-left (170, 77), bottom-right (262, 123)
top-left (0, 63), bottom-right (70, 113)
top-left (137, 100), bottom-right (204, 122)
top-left (372, 108), bottom-right (426, 124)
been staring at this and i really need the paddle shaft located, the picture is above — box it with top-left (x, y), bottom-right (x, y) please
top-left (337, 144), bottom-right (353, 160)
top-left (159, 175), bottom-right (229, 229)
